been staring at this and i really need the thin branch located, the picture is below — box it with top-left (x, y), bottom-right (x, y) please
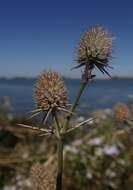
top-left (27, 108), bottom-right (42, 114)
top-left (58, 107), bottom-right (76, 115)
top-left (66, 118), bottom-right (94, 133)
top-left (17, 123), bottom-right (50, 133)
top-left (38, 132), bottom-right (53, 137)
top-left (27, 111), bottom-right (41, 120)
top-left (62, 80), bottom-right (88, 133)
top-left (42, 108), bottom-right (52, 125)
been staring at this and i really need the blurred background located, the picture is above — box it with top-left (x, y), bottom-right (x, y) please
top-left (0, 0), bottom-right (133, 189)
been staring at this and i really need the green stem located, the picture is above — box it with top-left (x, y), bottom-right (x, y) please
top-left (53, 112), bottom-right (63, 190)
top-left (55, 79), bottom-right (88, 189)
top-left (62, 81), bottom-right (87, 133)
top-left (56, 138), bottom-right (63, 190)
top-left (54, 112), bottom-right (61, 138)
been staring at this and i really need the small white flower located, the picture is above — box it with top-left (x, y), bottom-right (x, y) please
top-left (64, 145), bottom-right (78, 154)
top-left (103, 145), bottom-right (119, 156)
top-left (64, 145), bottom-right (72, 152)
top-left (22, 152), bottom-right (29, 159)
top-left (95, 147), bottom-right (104, 156)
top-left (106, 169), bottom-right (116, 178)
top-left (77, 116), bottom-right (85, 122)
top-left (89, 137), bottom-right (102, 146)
top-left (86, 170), bottom-right (93, 179)
top-left (118, 159), bottom-right (127, 166)
top-left (25, 179), bottom-right (32, 187)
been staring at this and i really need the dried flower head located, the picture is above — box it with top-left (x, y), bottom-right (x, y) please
top-left (32, 71), bottom-right (68, 123)
top-left (34, 71), bottom-right (67, 110)
top-left (30, 163), bottom-right (56, 190)
top-left (76, 26), bottom-right (113, 77)
top-left (114, 103), bottom-right (132, 123)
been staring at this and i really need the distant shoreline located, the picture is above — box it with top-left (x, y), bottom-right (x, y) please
top-left (0, 76), bottom-right (133, 81)
top-left (0, 76), bottom-right (133, 80)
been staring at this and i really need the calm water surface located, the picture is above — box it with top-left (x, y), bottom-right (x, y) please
top-left (0, 79), bottom-right (133, 116)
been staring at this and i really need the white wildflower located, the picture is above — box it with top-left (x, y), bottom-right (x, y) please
top-left (95, 147), bottom-right (104, 156)
top-left (103, 145), bottom-right (119, 156)
top-left (86, 170), bottom-right (93, 179)
top-left (64, 145), bottom-right (78, 154)
top-left (89, 137), bottom-right (102, 146)
top-left (106, 169), bottom-right (116, 178)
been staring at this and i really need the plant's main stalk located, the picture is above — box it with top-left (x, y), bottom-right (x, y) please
top-left (56, 138), bottom-right (63, 190)
top-left (62, 80), bottom-right (88, 134)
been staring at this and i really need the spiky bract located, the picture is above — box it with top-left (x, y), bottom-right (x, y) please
top-left (34, 71), bottom-right (67, 112)
top-left (77, 26), bottom-right (113, 77)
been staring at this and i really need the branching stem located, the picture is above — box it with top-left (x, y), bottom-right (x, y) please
top-left (62, 80), bottom-right (88, 133)
top-left (55, 73), bottom-right (89, 190)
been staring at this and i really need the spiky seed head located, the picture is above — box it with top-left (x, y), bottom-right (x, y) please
top-left (30, 163), bottom-right (56, 190)
top-left (114, 103), bottom-right (132, 123)
top-left (77, 26), bottom-right (113, 76)
top-left (33, 71), bottom-right (67, 112)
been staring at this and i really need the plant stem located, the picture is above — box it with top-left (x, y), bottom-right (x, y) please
top-left (56, 138), bottom-right (63, 190)
top-left (62, 81), bottom-right (87, 133)
top-left (53, 112), bottom-right (63, 190)
top-left (54, 112), bottom-right (61, 139)
top-left (55, 78), bottom-right (88, 189)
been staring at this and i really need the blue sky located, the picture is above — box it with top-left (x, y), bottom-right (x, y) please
top-left (0, 0), bottom-right (133, 78)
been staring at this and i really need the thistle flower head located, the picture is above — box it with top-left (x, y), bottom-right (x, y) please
top-left (34, 70), bottom-right (67, 112)
top-left (32, 71), bottom-right (68, 124)
top-left (114, 103), bottom-right (132, 123)
top-left (30, 163), bottom-right (56, 190)
top-left (76, 25), bottom-right (113, 78)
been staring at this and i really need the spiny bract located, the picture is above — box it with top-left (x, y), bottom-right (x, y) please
top-left (77, 26), bottom-right (113, 76)
top-left (33, 70), bottom-right (68, 112)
